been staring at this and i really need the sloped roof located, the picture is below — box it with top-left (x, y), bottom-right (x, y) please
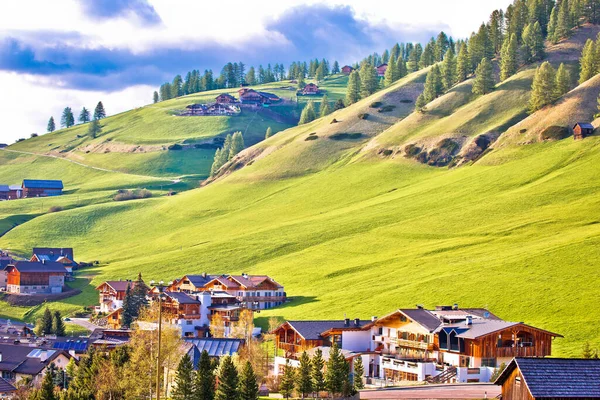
top-left (5, 261), bottom-right (67, 274)
top-left (185, 338), bottom-right (242, 358)
top-left (575, 122), bottom-right (594, 129)
top-left (0, 185), bottom-right (8, 192)
top-left (280, 320), bottom-right (371, 340)
top-left (164, 291), bottom-right (200, 304)
top-left (32, 247), bottom-right (74, 262)
top-left (22, 179), bottom-right (64, 189)
top-left (495, 358), bottom-right (600, 398)
top-left (183, 274), bottom-right (219, 288)
top-left (399, 309), bottom-right (442, 332)
top-left (0, 344), bottom-right (68, 376)
top-left (0, 377), bottom-right (16, 393)
top-left (441, 320), bottom-right (562, 339)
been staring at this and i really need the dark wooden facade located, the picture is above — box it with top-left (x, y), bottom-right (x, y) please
top-left (573, 122), bottom-right (593, 140)
top-left (377, 64), bottom-right (388, 77)
top-left (274, 322), bottom-right (324, 358)
top-left (499, 366), bottom-right (533, 400)
top-left (342, 66), bottom-right (354, 75)
top-left (6, 268), bottom-right (63, 286)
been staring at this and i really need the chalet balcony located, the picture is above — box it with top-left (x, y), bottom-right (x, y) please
top-left (391, 338), bottom-right (431, 350)
top-left (495, 344), bottom-right (538, 358)
top-left (236, 296), bottom-right (285, 302)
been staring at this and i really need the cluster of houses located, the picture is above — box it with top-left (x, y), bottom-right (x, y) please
top-left (341, 64), bottom-right (388, 77)
top-left (96, 273), bottom-right (286, 337)
top-left (182, 88), bottom-right (282, 117)
top-left (0, 248), bottom-right (76, 294)
top-left (0, 180), bottom-right (64, 201)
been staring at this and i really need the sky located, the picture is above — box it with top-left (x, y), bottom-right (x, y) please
top-left (0, 0), bottom-right (513, 144)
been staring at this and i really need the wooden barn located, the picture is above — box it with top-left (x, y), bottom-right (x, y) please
top-left (0, 185), bottom-right (22, 200)
top-left (573, 122), bottom-right (594, 139)
top-left (215, 93), bottom-right (237, 104)
top-left (22, 179), bottom-right (63, 197)
top-left (495, 358), bottom-right (600, 399)
top-left (377, 63), bottom-right (388, 77)
top-left (4, 261), bottom-right (67, 294)
top-left (299, 83), bottom-right (320, 95)
top-left (342, 65), bottom-right (354, 75)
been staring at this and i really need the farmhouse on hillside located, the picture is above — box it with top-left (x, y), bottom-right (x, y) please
top-left (377, 63), bottom-right (388, 77)
top-left (495, 358), bottom-right (600, 399)
top-left (183, 103), bottom-right (240, 116)
top-left (96, 278), bottom-right (149, 314)
top-left (0, 185), bottom-right (22, 200)
top-left (215, 93), bottom-right (237, 103)
top-left (238, 88), bottom-right (281, 105)
top-left (342, 65), bottom-right (354, 75)
top-left (298, 83), bottom-right (321, 95)
top-left (4, 261), bottom-right (68, 294)
top-left (573, 122), bottom-right (594, 140)
top-left (21, 179), bottom-right (63, 197)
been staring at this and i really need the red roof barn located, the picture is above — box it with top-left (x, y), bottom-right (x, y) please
top-left (341, 65), bottom-right (354, 75)
top-left (377, 63), bottom-right (388, 77)
top-left (299, 83), bottom-right (320, 95)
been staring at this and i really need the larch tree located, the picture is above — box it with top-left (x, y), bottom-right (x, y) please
top-left (265, 126), bottom-right (273, 139)
top-left (280, 360), bottom-right (296, 399)
top-left (472, 58), bottom-right (495, 95)
top-left (359, 62), bottom-right (378, 98)
top-left (52, 311), bottom-right (65, 336)
top-left (87, 119), bottom-right (102, 139)
top-left (47, 117), bottom-right (56, 133)
top-left (296, 351), bottom-right (313, 399)
top-left (238, 361), bottom-right (259, 400)
top-left (61, 107), bottom-right (75, 128)
top-left (441, 48), bottom-right (457, 91)
top-left (456, 42), bottom-right (470, 83)
top-left (194, 350), bottom-right (216, 400)
top-left (384, 55), bottom-right (397, 87)
top-left (500, 34), bottom-right (519, 81)
top-left (320, 94), bottom-right (331, 118)
top-left (579, 38), bottom-right (597, 83)
top-left (215, 356), bottom-right (239, 400)
top-left (311, 348), bottom-right (326, 396)
top-left (79, 107), bottom-right (90, 124)
top-left (345, 70), bottom-right (361, 105)
top-left (299, 101), bottom-right (317, 125)
top-left (229, 131), bottom-right (245, 160)
top-left (93, 101), bottom-right (106, 120)
top-left (555, 63), bottom-right (572, 98)
top-left (529, 61), bottom-right (557, 113)
top-left (172, 354), bottom-right (195, 400)
top-left (353, 356), bottom-right (365, 391)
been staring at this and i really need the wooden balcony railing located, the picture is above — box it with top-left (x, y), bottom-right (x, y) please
top-left (390, 338), bottom-right (432, 350)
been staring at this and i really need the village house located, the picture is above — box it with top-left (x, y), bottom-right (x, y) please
top-left (0, 185), bottom-right (21, 201)
top-left (377, 63), bottom-right (388, 77)
top-left (0, 344), bottom-right (71, 385)
top-left (31, 247), bottom-right (77, 277)
top-left (215, 93), bottom-right (237, 104)
top-left (298, 83), bottom-right (321, 95)
top-left (573, 122), bottom-right (594, 139)
top-left (495, 358), bottom-right (600, 400)
top-left (89, 329), bottom-right (132, 349)
top-left (0, 319), bottom-right (34, 337)
top-left (0, 252), bottom-right (14, 290)
top-left (342, 65), bottom-right (354, 75)
top-left (4, 261), bottom-right (67, 294)
top-left (0, 376), bottom-right (16, 398)
top-left (238, 88), bottom-right (281, 105)
top-left (156, 291), bottom-right (212, 338)
top-left (95, 278), bottom-right (148, 314)
top-left (21, 180), bottom-right (64, 198)
top-left (167, 273), bottom-right (218, 293)
top-left (184, 103), bottom-right (240, 116)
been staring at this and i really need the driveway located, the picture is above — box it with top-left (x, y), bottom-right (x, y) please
top-left (68, 317), bottom-right (103, 332)
top-left (360, 383), bottom-right (500, 399)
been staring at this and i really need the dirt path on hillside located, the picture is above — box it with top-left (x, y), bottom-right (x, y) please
top-left (1, 148), bottom-right (180, 183)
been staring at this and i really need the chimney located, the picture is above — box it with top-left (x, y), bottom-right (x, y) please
top-left (344, 318), bottom-right (350, 327)
top-left (354, 318), bottom-right (360, 327)
top-left (453, 303), bottom-right (459, 310)
top-left (371, 316), bottom-right (378, 322)
top-left (41, 259), bottom-right (45, 264)
top-left (202, 272), bottom-right (207, 278)
top-left (465, 316), bottom-right (473, 326)
top-left (0, 353), bottom-right (2, 362)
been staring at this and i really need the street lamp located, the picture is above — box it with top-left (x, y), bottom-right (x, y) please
top-left (150, 280), bottom-right (166, 400)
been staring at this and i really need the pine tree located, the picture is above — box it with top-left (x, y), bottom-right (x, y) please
top-left (423, 65), bottom-right (444, 103)
top-left (490, 9), bottom-right (505, 54)
top-left (415, 94), bottom-right (427, 112)
top-left (548, 5), bottom-right (559, 43)
top-left (315, 63), bottom-right (325, 82)
top-left (435, 32), bottom-right (450, 62)
top-left (557, 0), bottom-right (573, 40)
top-left (238, 361), bottom-right (259, 400)
top-left (311, 348), bottom-right (325, 396)
top-left (384, 55), bottom-right (396, 87)
top-left (441, 48), bottom-right (457, 91)
top-left (529, 61), bottom-right (557, 113)
top-left (579, 38), bottom-right (597, 83)
top-left (79, 107), bottom-right (90, 124)
top-left (472, 58), bottom-right (495, 95)
top-left (153, 91), bottom-right (159, 103)
top-left (522, 22), bottom-right (545, 63)
top-left (61, 107), bottom-right (75, 128)
top-left (407, 45), bottom-right (421, 72)
top-left (265, 127), bottom-right (273, 139)
top-left (52, 311), bottom-right (65, 336)
top-left (229, 131), bottom-right (245, 160)
top-left (353, 356), bottom-right (365, 391)
top-left (87, 119), bottom-right (102, 139)
top-left (456, 42), bottom-right (470, 83)
top-left (194, 350), bottom-right (216, 400)
top-left (215, 356), bottom-right (238, 400)
top-left (299, 101), bottom-right (317, 125)
top-left (325, 343), bottom-right (345, 397)
top-left (172, 354), bottom-right (195, 400)
top-left (359, 62), bottom-right (378, 98)
top-left (555, 63), bottom-right (572, 98)
top-left (41, 307), bottom-right (53, 335)
top-left (296, 351), bottom-right (313, 398)
top-left (332, 61), bottom-right (340, 74)
top-left (280, 360), bottom-right (296, 399)
top-left (37, 365), bottom-right (58, 400)
top-left (121, 284), bottom-right (133, 328)
top-left (500, 34), bottom-right (518, 81)
top-left (47, 117), bottom-right (56, 133)
top-left (93, 101), bottom-right (106, 120)
top-left (419, 39), bottom-right (436, 69)
top-left (397, 58), bottom-right (407, 78)
top-left (345, 70), bottom-right (361, 105)
top-left (320, 95), bottom-right (331, 118)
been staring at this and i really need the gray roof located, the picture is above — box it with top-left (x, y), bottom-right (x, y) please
top-left (399, 309), bottom-right (442, 332)
top-left (4, 261), bottom-right (67, 273)
top-left (9, 185), bottom-right (21, 191)
top-left (185, 338), bottom-right (242, 359)
top-left (575, 122), bottom-right (594, 129)
top-left (0, 377), bottom-right (16, 393)
top-left (165, 291), bottom-right (200, 304)
top-left (22, 179), bottom-right (63, 189)
top-left (442, 320), bottom-right (519, 338)
top-left (285, 320), bottom-right (371, 340)
top-left (0, 344), bottom-right (67, 376)
top-left (0, 185), bottom-right (8, 192)
top-left (496, 358), bottom-right (600, 398)
top-left (33, 247), bottom-right (74, 262)
top-left (184, 274), bottom-right (219, 287)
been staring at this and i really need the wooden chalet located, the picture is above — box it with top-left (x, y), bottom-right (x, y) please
top-left (573, 122), bottom-right (594, 139)
top-left (495, 358), bottom-right (600, 400)
top-left (202, 274), bottom-right (285, 309)
top-left (161, 292), bottom-right (202, 321)
top-left (342, 65), bottom-right (354, 75)
top-left (96, 277), bottom-right (148, 314)
top-left (105, 307), bottom-right (123, 329)
top-left (298, 83), bottom-right (320, 95)
top-left (215, 93), bottom-right (237, 104)
top-left (31, 247), bottom-right (77, 277)
top-left (377, 63), bottom-right (388, 77)
top-left (238, 89), bottom-right (280, 105)
top-left (21, 179), bottom-right (63, 197)
top-left (4, 261), bottom-right (67, 294)
top-left (167, 273), bottom-right (218, 293)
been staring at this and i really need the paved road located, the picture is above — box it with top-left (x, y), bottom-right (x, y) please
top-left (360, 383), bottom-right (500, 399)
top-left (68, 318), bottom-right (103, 332)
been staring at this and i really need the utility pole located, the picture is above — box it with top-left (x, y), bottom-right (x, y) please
top-left (156, 290), bottom-right (162, 400)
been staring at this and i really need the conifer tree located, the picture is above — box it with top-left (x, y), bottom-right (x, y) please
top-left (407, 45), bottom-right (421, 72)
top-left (47, 117), bottom-right (56, 133)
top-left (334, 98), bottom-right (345, 111)
top-left (37, 365), bottom-right (58, 400)
top-left (41, 307), bottom-right (53, 335)
top-left (359, 62), bottom-right (378, 98)
top-left (557, 0), bottom-right (573, 40)
top-left (555, 63), bottom-right (572, 98)
top-left (548, 5), bottom-right (559, 43)
top-left (194, 350), bottom-right (216, 400)
top-left (61, 107), bottom-right (75, 128)
top-left (353, 356), bottom-right (365, 390)
top-left (52, 311), bottom-right (65, 337)
top-left (419, 39), bottom-right (436, 69)
top-left (423, 65), bottom-right (444, 103)
top-left (172, 354), bottom-right (195, 400)
top-left (384, 55), bottom-right (397, 87)
top-left (456, 42), bottom-right (470, 83)
top-left (397, 58), bottom-right (408, 78)
top-left (529, 61), bottom-right (557, 113)
top-left (490, 9), bottom-right (505, 54)
top-left (153, 91), bottom-right (159, 103)
top-left (315, 64), bottom-right (325, 82)
top-left (299, 101), bottom-right (317, 125)
top-left (472, 58), bottom-right (495, 95)
top-left (332, 60), bottom-right (340, 74)
top-left (215, 356), bottom-right (238, 400)
top-left (435, 32), bottom-right (450, 62)
top-left (415, 94), bottom-right (427, 111)
top-left (325, 343), bottom-right (345, 396)
top-left (229, 131), bottom-right (245, 160)
top-left (320, 95), bottom-right (331, 118)
top-left (296, 351), bottom-right (313, 398)
top-left (280, 360), bottom-right (296, 399)
top-left (93, 101), bottom-right (106, 120)
top-left (501, 34), bottom-right (519, 81)
top-left (265, 127), bottom-right (273, 139)
top-left (87, 119), bottom-right (102, 139)
top-left (579, 38), bottom-right (597, 83)
top-left (238, 361), bottom-right (259, 400)
top-left (345, 70), bottom-right (361, 105)
top-left (311, 348), bottom-right (325, 396)
top-left (441, 48), bottom-right (457, 91)
top-left (121, 284), bottom-right (133, 328)
top-left (79, 107), bottom-right (90, 124)
top-left (246, 67), bottom-right (256, 85)
top-left (522, 21), bottom-right (545, 62)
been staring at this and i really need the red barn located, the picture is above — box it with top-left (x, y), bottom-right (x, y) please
top-left (299, 83), bottom-right (320, 95)
top-left (4, 261), bottom-right (67, 294)
top-left (342, 65), bottom-right (354, 75)
top-left (377, 63), bottom-right (388, 77)
top-left (573, 122), bottom-right (594, 140)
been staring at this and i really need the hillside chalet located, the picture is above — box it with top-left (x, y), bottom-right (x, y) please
top-left (495, 358), bottom-right (600, 400)
top-left (377, 63), bottom-right (388, 77)
top-left (158, 291), bottom-right (212, 337)
top-left (31, 247), bottom-right (77, 276)
top-left (342, 65), bottom-right (354, 75)
top-left (22, 180), bottom-right (63, 197)
top-left (215, 93), bottom-right (237, 103)
top-left (298, 83), bottom-right (320, 95)
top-left (238, 88), bottom-right (280, 105)
top-left (4, 261), bottom-right (67, 294)
top-left (573, 122), bottom-right (594, 139)
top-left (184, 103), bottom-right (240, 116)
top-left (95, 277), bottom-right (148, 314)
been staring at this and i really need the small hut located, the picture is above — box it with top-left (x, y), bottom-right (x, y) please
top-left (573, 122), bottom-right (594, 140)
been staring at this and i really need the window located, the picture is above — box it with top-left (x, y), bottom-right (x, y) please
top-left (481, 358), bottom-right (496, 367)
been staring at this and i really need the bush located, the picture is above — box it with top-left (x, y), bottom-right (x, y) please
top-left (48, 206), bottom-right (63, 213)
top-left (400, 99), bottom-right (413, 103)
top-left (30, 133), bottom-right (38, 138)
top-left (369, 101), bottom-right (382, 108)
top-left (379, 149), bottom-right (393, 156)
top-left (520, 128), bottom-right (527, 133)
top-left (540, 126), bottom-right (570, 141)
top-left (404, 144), bottom-right (421, 158)
top-left (378, 105), bottom-right (396, 113)
top-left (16, 138), bottom-right (25, 142)
top-left (168, 143), bottom-right (183, 150)
top-left (114, 189), bottom-right (153, 201)
top-left (330, 133), bottom-right (362, 140)
top-left (330, 118), bottom-right (338, 124)
top-left (358, 113), bottom-right (368, 120)
top-left (305, 135), bottom-right (318, 141)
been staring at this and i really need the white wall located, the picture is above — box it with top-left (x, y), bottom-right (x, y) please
top-left (342, 330), bottom-right (371, 352)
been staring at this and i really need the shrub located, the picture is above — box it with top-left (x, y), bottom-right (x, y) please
top-left (168, 143), bottom-right (183, 150)
top-left (330, 133), bottom-right (362, 140)
top-left (114, 189), bottom-right (153, 201)
top-left (369, 101), bottom-right (383, 108)
top-left (519, 128), bottom-right (527, 133)
top-left (540, 126), bottom-right (570, 141)
top-left (358, 113), bottom-right (368, 120)
top-left (380, 149), bottom-right (393, 156)
top-left (330, 119), bottom-right (338, 124)
top-left (30, 133), bottom-right (38, 138)
top-left (404, 144), bottom-right (421, 158)
top-left (305, 135), bottom-right (318, 141)
top-left (48, 206), bottom-right (63, 213)
top-left (378, 105), bottom-right (396, 113)
top-left (400, 99), bottom-right (413, 103)
top-left (16, 138), bottom-right (25, 142)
